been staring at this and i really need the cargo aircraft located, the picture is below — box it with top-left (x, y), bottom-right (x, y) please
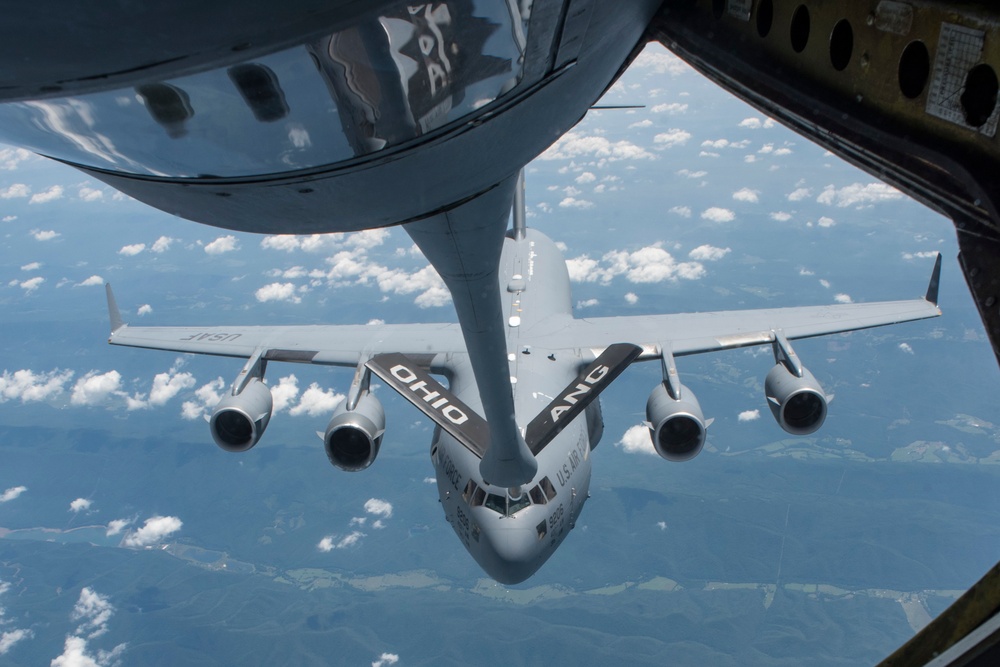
top-left (105, 174), bottom-right (942, 583)
top-left (1, 0), bottom-right (996, 656)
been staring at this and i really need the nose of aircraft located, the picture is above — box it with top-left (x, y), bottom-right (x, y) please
top-left (481, 523), bottom-right (544, 585)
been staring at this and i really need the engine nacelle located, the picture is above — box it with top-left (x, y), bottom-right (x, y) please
top-left (645, 382), bottom-right (707, 462)
top-left (209, 378), bottom-right (273, 452)
top-left (764, 363), bottom-right (828, 435)
top-left (324, 392), bottom-right (386, 471)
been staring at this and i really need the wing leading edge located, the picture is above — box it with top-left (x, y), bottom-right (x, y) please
top-left (560, 254), bottom-right (942, 360)
top-left (104, 284), bottom-right (465, 367)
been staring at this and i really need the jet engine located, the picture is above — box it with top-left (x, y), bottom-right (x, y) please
top-left (324, 392), bottom-right (386, 471)
top-left (209, 378), bottom-right (273, 452)
top-left (764, 363), bottom-right (828, 435)
top-left (645, 382), bottom-right (707, 462)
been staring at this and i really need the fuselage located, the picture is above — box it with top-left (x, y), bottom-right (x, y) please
top-left (429, 228), bottom-right (598, 584)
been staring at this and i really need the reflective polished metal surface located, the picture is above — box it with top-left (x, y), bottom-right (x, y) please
top-left (0, 0), bottom-right (530, 178)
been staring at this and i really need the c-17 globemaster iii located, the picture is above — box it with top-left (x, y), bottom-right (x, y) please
top-left (105, 178), bottom-right (941, 584)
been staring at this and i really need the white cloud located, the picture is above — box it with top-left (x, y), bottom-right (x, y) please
top-left (732, 188), bottom-right (759, 203)
top-left (20, 261), bottom-right (41, 271)
top-left (787, 187), bottom-right (811, 201)
top-left (624, 292), bottom-right (638, 304)
top-left (373, 653), bottom-right (400, 667)
top-left (817, 216), bottom-right (836, 228)
top-left (700, 207), bottom-right (735, 223)
top-left (122, 516), bottom-right (182, 548)
top-left (0, 368), bottom-right (72, 402)
top-left (773, 147), bottom-right (792, 156)
top-left (903, 251), bottom-right (939, 260)
top-left (147, 369), bottom-right (196, 407)
top-left (0, 486), bottom-right (27, 503)
top-left (70, 371), bottom-right (123, 406)
top-left (70, 498), bottom-right (92, 513)
top-left (677, 169), bottom-right (707, 179)
top-left (0, 183), bottom-right (29, 199)
top-left (29, 185), bottom-right (63, 204)
top-left (150, 236), bottom-right (175, 253)
top-left (738, 410), bottom-right (760, 422)
top-left (617, 424), bottom-right (656, 455)
top-left (702, 138), bottom-right (729, 149)
top-left (79, 187), bottom-right (104, 202)
top-left (653, 129), bottom-right (691, 147)
top-left (106, 518), bottom-right (132, 536)
top-left (31, 229), bottom-right (60, 241)
top-left (559, 197), bottom-right (594, 209)
top-left (255, 282), bottom-right (302, 304)
top-left (817, 182), bottom-right (903, 207)
top-left (318, 531), bottom-right (366, 551)
top-left (51, 587), bottom-right (127, 667)
top-left (137, 304), bottom-right (152, 316)
top-left (365, 498), bottom-right (393, 518)
top-left (541, 131), bottom-right (654, 161)
top-left (770, 211), bottom-right (792, 222)
top-left (51, 635), bottom-right (126, 667)
top-left (651, 102), bottom-right (688, 114)
top-left (576, 298), bottom-right (599, 309)
top-left (118, 243), bottom-right (145, 256)
top-left (567, 244), bottom-right (705, 284)
top-left (565, 256), bottom-right (600, 282)
top-left (669, 205), bottom-right (691, 218)
top-left (899, 343), bottom-right (914, 355)
top-left (631, 48), bottom-right (690, 76)
top-left (688, 245), bottom-right (731, 261)
top-left (629, 119), bottom-right (652, 128)
top-left (71, 587), bottom-right (116, 640)
top-left (75, 275), bottom-right (104, 287)
top-left (0, 147), bottom-right (32, 170)
top-left (181, 377), bottom-right (226, 420)
top-left (575, 171), bottom-right (596, 184)
top-left (204, 235), bottom-right (239, 254)
top-left (0, 628), bottom-right (31, 656)
top-left (269, 375), bottom-right (300, 413)
top-left (289, 384), bottom-right (344, 417)
top-left (261, 235), bottom-right (307, 252)
top-left (819, 279), bottom-right (831, 288)
top-left (739, 117), bottom-right (762, 129)
top-left (834, 293), bottom-right (853, 304)
top-left (18, 276), bottom-right (44, 292)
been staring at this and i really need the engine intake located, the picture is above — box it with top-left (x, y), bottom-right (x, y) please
top-left (646, 382), bottom-right (707, 462)
top-left (764, 363), bottom-right (828, 435)
top-left (324, 392), bottom-right (386, 471)
top-left (210, 378), bottom-right (273, 452)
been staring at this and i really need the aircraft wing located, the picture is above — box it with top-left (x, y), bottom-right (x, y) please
top-left (104, 285), bottom-right (464, 367)
top-left (559, 256), bottom-right (942, 360)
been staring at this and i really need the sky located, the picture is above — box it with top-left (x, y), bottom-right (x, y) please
top-left (0, 41), bottom-right (999, 666)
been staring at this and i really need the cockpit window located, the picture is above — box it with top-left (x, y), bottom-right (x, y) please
top-left (471, 487), bottom-right (486, 507)
top-left (507, 493), bottom-right (531, 515)
top-left (484, 493), bottom-right (507, 514)
top-left (462, 479), bottom-right (477, 503)
top-left (528, 485), bottom-right (547, 505)
top-left (0, 0), bottom-right (533, 178)
top-left (539, 476), bottom-right (557, 501)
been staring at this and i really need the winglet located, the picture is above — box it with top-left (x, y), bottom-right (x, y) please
top-left (105, 283), bottom-right (125, 335)
top-left (925, 253), bottom-right (942, 306)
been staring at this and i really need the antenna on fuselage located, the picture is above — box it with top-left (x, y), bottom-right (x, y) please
top-left (513, 169), bottom-right (526, 240)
